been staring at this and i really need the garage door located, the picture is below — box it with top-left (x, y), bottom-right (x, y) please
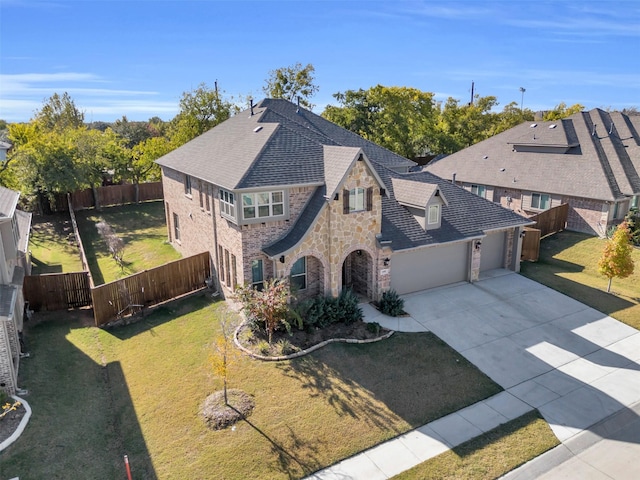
top-left (390, 242), bottom-right (469, 295)
top-left (480, 231), bottom-right (506, 271)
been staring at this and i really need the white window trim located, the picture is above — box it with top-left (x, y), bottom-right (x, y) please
top-left (471, 184), bottom-right (486, 199)
top-left (220, 189), bottom-right (236, 218)
top-left (349, 187), bottom-right (366, 212)
top-left (428, 204), bottom-right (440, 224)
top-left (242, 190), bottom-right (285, 220)
top-left (531, 192), bottom-right (550, 210)
top-left (173, 213), bottom-right (181, 242)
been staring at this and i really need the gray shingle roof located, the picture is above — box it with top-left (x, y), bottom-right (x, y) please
top-left (156, 98), bottom-right (531, 254)
top-left (425, 108), bottom-right (640, 202)
top-left (263, 186), bottom-right (327, 257)
top-left (0, 186), bottom-right (19, 219)
top-left (392, 178), bottom-right (443, 208)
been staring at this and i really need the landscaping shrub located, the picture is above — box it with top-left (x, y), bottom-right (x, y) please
top-left (256, 340), bottom-right (271, 356)
top-left (276, 338), bottom-right (296, 356)
top-left (366, 322), bottom-right (381, 336)
top-left (293, 289), bottom-right (363, 329)
top-left (337, 289), bottom-right (363, 325)
top-left (379, 289), bottom-right (405, 317)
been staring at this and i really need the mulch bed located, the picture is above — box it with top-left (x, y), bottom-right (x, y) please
top-left (0, 401), bottom-right (26, 446)
top-left (238, 320), bottom-right (390, 357)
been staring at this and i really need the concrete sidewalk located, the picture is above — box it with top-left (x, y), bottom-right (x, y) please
top-left (308, 391), bottom-right (533, 479)
top-left (307, 271), bottom-right (640, 479)
top-left (503, 399), bottom-right (640, 479)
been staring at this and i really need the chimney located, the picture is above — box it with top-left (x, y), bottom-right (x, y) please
top-left (249, 98), bottom-right (254, 117)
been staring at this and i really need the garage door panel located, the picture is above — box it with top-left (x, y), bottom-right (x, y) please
top-left (480, 231), bottom-right (506, 271)
top-left (391, 243), bottom-right (469, 295)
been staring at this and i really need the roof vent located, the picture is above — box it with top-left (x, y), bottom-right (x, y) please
top-left (500, 167), bottom-right (506, 172)
top-left (253, 126), bottom-right (263, 133)
top-left (549, 124), bottom-right (557, 129)
top-left (530, 123), bottom-right (537, 128)
top-left (483, 155), bottom-right (488, 159)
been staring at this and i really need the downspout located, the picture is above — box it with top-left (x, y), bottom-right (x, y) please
top-left (211, 188), bottom-right (221, 293)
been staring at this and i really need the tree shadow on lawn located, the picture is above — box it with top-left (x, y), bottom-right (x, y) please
top-left (5, 311), bottom-right (157, 479)
top-left (277, 332), bottom-right (501, 431)
top-left (229, 404), bottom-right (324, 478)
top-left (521, 259), bottom-right (635, 317)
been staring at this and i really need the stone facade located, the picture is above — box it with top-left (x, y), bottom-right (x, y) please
top-left (274, 160), bottom-right (384, 299)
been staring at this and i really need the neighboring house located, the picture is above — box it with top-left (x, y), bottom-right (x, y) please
top-left (425, 109), bottom-right (640, 236)
top-left (157, 99), bottom-right (530, 301)
top-left (0, 141), bottom-right (11, 162)
top-left (0, 186), bottom-right (32, 395)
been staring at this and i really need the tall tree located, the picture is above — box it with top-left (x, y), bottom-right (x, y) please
top-left (542, 102), bottom-right (584, 121)
top-left (35, 92), bottom-right (85, 131)
top-left (323, 85), bottom-right (437, 158)
top-left (431, 95), bottom-right (500, 154)
top-left (598, 221), bottom-right (635, 292)
top-left (263, 62), bottom-right (319, 109)
top-left (169, 83), bottom-right (234, 146)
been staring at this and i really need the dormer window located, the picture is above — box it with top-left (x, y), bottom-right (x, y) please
top-left (428, 204), bottom-right (440, 225)
top-left (220, 189), bottom-right (235, 218)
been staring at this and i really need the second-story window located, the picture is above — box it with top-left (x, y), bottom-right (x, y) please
top-left (428, 204), bottom-right (440, 224)
top-left (242, 191), bottom-right (284, 219)
top-left (184, 175), bottom-right (192, 196)
top-left (471, 184), bottom-right (486, 198)
top-left (343, 187), bottom-right (373, 213)
top-left (220, 189), bottom-right (235, 217)
top-left (531, 192), bottom-right (550, 210)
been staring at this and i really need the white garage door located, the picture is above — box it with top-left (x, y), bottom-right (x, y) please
top-left (390, 242), bottom-right (469, 295)
top-left (480, 231), bottom-right (506, 271)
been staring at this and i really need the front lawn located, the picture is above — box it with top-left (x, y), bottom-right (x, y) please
top-left (5, 294), bottom-right (501, 480)
top-left (520, 231), bottom-right (640, 329)
top-left (29, 214), bottom-right (84, 274)
top-left (393, 410), bottom-right (559, 479)
top-left (76, 201), bottom-right (181, 285)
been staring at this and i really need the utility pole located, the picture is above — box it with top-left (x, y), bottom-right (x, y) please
top-left (519, 87), bottom-right (526, 113)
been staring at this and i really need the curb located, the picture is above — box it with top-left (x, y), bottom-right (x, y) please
top-left (0, 395), bottom-right (32, 452)
top-left (234, 323), bottom-right (395, 361)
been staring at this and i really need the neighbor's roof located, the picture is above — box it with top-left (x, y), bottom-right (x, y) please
top-left (0, 186), bottom-right (19, 219)
top-left (425, 109), bottom-right (640, 202)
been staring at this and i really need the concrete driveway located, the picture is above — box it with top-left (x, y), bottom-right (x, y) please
top-left (379, 270), bottom-right (640, 444)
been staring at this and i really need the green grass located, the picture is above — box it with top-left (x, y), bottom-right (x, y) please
top-left (76, 201), bottom-right (181, 285)
top-left (5, 295), bottom-right (502, 480)
top-left (28, 214), bottom-right (84, 274)
top-left (520, 231), bottom-right (640, 328)
top-left (392, 411), bottom-right (559, 479)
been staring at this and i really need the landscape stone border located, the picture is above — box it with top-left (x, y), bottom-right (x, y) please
top-left (0, 395), bottom-right (32, 452)
top-left (234, 322), bottom-right (395, 361)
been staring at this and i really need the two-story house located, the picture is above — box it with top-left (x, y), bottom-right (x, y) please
top-left (0, 186), bottom-right (32, 395)
top-left (425, 109), bottom-right (640, 236)
top-left (157, 99), bottom-right (531, 301)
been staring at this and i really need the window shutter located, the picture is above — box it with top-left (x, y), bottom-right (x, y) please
top-left (366, 187), bottom-right (373, 211)
top-left (343, 189), bottom-right (350, 214)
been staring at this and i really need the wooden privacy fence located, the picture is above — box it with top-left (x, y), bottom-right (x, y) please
top-left (91, 251), bottom-right (211, 327)
top-left (529, 203), bottom-right (569, 237)
top-left (24, 272), bottom-right (92, 311)
top-left (51, 182), bottom-right (163, 212)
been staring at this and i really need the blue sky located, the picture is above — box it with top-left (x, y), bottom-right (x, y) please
top-left (1, 0), bottom-right (639, 123)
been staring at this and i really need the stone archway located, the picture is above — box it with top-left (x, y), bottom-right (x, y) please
top-left (341, 249), bottom-right (373, 299)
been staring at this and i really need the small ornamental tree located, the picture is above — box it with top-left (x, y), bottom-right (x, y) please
top-left (598, 221), bottom-right (635, 293)
top-left (210, 312), bottom-right (239, 405)
top-left (235, 278), bottom-right (291, 344)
